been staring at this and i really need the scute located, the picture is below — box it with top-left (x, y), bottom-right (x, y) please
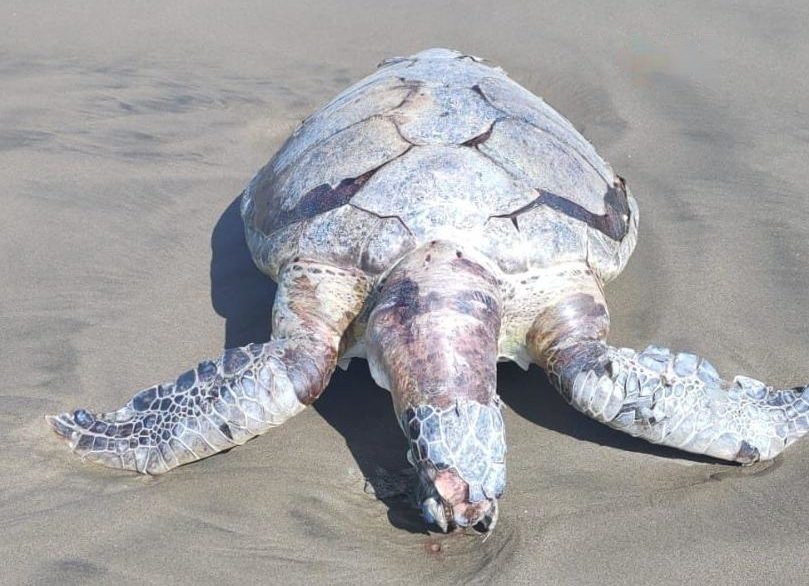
top-left (278, 116), bottom-right (408, 210)
top-left (375, 48), bottom-right (499, 89)
top-left (475, 76), bottom-right (614, 183)
top-left (295, 205), bottom-right (380, 269)
top-left (243, 220), bottom-right (304, 279)
top-left (477, 204), bottom-right (591, 273)
top-left (248, 116), bottom-right (410, 235)
top-left (479, 118), bottom-right (610, 215)
top-left (586, 194), bottom-right (639, 282)
top-left (390, 85), bottom-right (501, 145)
top-left (517, 205), bottom-right (588, 268)
top-left (361, 218), bottom-right (417, 274)
top-left (247, 205), bottom-right (418, 279)
top-left (270, 75), bottom-right (416, 177)
top-left (351, 145), bottom-right (536, 240)
top-left (479, 218), bottom-right (528, 274)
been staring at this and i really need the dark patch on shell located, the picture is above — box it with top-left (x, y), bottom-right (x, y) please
top-left (470, 84), bottom-right (487, 100)
top-left (461, 120), bottom-right (495, 148)
top-left (264, 169), bottom-right (376, 233)
top-left (491, 177), bottom-right (631, 241)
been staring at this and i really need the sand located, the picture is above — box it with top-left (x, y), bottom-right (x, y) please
top-left (3, 1), bottom-right (809, 584)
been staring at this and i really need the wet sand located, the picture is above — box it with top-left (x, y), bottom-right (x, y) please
top-left (3, 1), bottom-right (809, 583)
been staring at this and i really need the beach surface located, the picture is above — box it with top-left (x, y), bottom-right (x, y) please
top-left (3, 1), bottom-right (809, 583)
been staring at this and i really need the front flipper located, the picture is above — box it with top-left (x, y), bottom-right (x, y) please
top-left (568, 344), bottom-right (808, 463)
top-left (47, 342), bottom-right (308, 473)
top-left (528, 266), bottom-right (809, 463)
top-left (47, 261), bottom-right (370, 474)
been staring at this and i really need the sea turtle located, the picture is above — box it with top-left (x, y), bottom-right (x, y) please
top-left (48, 48), bottom-right (809, 533)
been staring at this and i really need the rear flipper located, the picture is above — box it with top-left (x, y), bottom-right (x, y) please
top-left (47, 260), bottom-right (370, 474)
top-left (528, 266), bottom-right (809, 464)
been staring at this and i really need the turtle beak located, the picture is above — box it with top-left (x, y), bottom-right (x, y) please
top-left (420, 494), bottom-right (499, 534)
top-left (418, 469), bottom-right (500, 533)
top-left (415, 461), bottom-right (503, 532)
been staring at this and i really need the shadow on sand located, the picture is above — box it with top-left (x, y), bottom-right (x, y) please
top-left (209, 194), bottom-right (725, 530)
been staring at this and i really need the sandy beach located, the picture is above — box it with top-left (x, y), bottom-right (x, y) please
top-left (3, 1), bottom-right (809, 583)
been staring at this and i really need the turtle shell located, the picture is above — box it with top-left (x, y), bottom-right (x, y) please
top-left (242, 48), bottom-right (638, 281)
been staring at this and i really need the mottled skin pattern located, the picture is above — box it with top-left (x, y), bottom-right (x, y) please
top-left (49, 48), bottom-right (809, 533)
top-left (48, 262), bottom-right (370, 473)
top-left (367, 242), bottom-right (506, 528)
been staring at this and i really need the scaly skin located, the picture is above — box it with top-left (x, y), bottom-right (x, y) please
top-left (48, 261), bottom-right (370, 474)
top-left (47, 342), bottom-right (307, 473)
top-left (528, 265), bottom-right (809, 463)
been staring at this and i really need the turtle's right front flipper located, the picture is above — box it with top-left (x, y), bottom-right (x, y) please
top-left (46, 341), bottom-right (309, 473)
top-left (47, 261), bottom-right (370, 474)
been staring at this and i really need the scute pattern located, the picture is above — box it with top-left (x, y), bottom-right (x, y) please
top-left (350, 145), bottom-right (537, 239)
top-left (270, 75), bottom-right (416, 176)
top-left (249, 116), bottom-right (410, 235)
top-left (374, 48), bottom-right (500, 89)
top-left (478, 217), bottom-right (528, 274)
top-left (517, 204), bottom-right (589, 267)
top-left (474, 75), bottom-right (614, 184)
top-left (242, 47), bottom-right (637, 279)
top-left (403, 399), bottom-right (506, 502)
top-left (245, 204), bottom-right (414, 278)
top-left (585, 193), bottom-right (639, 282)
top-left (360, 216), bottom-right (416, 274)
top-left (478, 118), bottom-right (610, 215)
top-left (294, 205), bottom-right (381, 268)
top-left (49, 49), bottom-right (809, 536)
top-left (277, 116), bottom-right (409, 211)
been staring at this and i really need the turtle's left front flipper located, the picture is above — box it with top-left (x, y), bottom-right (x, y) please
top-left (565, 344), bottom-right (809, 463)
top-left (47, 261), bottom-right (370, 474)
top-left (528, 267), bottom-right (809, 463)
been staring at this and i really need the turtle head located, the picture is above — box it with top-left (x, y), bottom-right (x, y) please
top-left (417, 463), bottom-right (500, 533)
top-left (402, 399), bottom-right (506, 534)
